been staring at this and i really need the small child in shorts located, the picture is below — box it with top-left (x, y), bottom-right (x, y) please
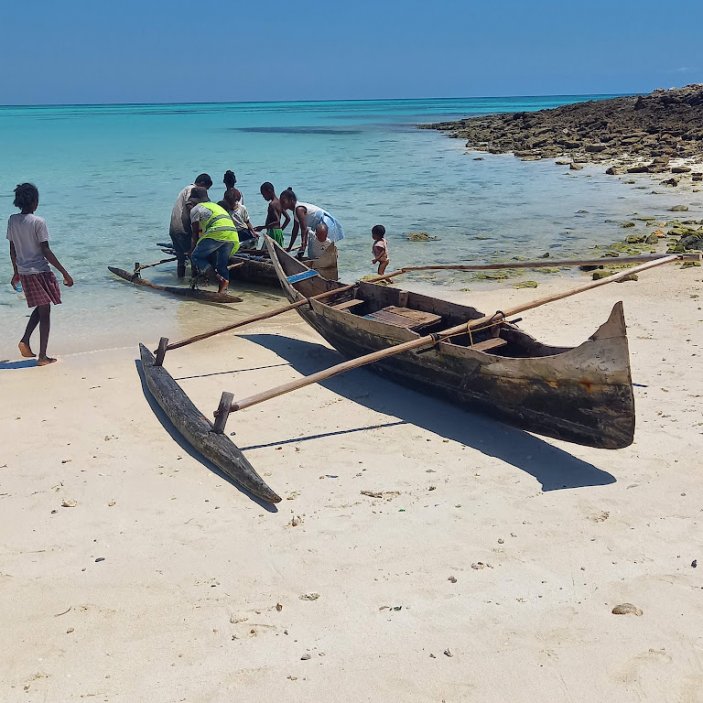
top-left (371, 224), bottom-right (389, 276)
top-left (255, 182), bottom-right (289, 246)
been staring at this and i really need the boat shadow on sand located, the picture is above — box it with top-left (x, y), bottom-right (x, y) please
top-left (134, 359), bottom-right (279, 512)
top-left (240, 334), bottom-right (617, 491)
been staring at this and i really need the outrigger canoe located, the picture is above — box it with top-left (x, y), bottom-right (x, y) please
top-left (265, 239), bottom-right (635, 449)
top-left (139, 344), bottom-right (281, 503)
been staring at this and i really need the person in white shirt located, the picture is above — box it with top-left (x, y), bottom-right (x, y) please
top-left (7, 183), bottom-right (73, 365)
top-left (219, 188), bottom-right (258, 249)
top-left (169, 173), bottom-right (212, 277)
top-left (279, 187), bottom-right (344, 257)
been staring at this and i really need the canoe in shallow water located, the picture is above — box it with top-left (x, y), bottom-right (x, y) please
top-left (265, 239), bottom-right (635, 449)
top-left (108, 266), bottom-right (242, 303)
top-left (228, 248), bottom-right (338, 286)
top-left (156, 243), bottom-right (339, 288)
top-left (139, 344), bottom-right (280, 503)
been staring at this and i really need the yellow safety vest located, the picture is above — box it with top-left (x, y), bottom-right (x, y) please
top-left (198, 202), bottom-right (240, 247)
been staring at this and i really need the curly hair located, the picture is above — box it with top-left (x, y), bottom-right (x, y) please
top-left (280, 187), bottom-right (297, 205)
top-left (223, 170), bottom-right (236, 189)
top-left (13, 183), bottom-right (39, 211)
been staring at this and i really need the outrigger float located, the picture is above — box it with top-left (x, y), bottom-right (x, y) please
top-left (108, 266), bottom-right (242, 303)
top-left (139, 242), bottom-right (699, 504)
top-left (109, 242), bottom-right (339, 304)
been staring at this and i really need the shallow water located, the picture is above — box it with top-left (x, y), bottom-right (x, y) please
top-left (1, 96), bottom-right (700, 357)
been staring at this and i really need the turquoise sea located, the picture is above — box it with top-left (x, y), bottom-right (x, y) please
top-left (0, 95), bottom-right (697, 356)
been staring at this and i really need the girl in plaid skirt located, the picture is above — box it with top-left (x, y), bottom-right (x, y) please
top-left (7, 183), bottom-right (73, 366)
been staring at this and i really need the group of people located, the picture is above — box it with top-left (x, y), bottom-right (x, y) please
top-left (5, 174), bottom-right (390, 366)
top-left (168, 171), bottom-right (348, 292)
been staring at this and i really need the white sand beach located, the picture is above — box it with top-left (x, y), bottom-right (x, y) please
top-left (1, 259), bottom-right (702, 702)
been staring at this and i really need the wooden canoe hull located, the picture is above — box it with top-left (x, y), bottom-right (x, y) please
top-left (230, 250), bottom-right (338, 287)
top-left (156, 243), bottom-right (338, 288)
top-left (229, 254), bottom-right (281, 286)
top-left (265, 239), bottom-right (635, 449)
top-left (109, 267), bottom-right (242, 303)
top-left (139, 344), bottom-right (281, 503)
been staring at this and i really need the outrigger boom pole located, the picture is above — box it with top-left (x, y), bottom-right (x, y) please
top-left (152, 252), bottom-right (700, 366)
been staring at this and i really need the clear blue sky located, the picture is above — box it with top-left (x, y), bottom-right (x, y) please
top-left (2, 0), bottom-right (701, 104)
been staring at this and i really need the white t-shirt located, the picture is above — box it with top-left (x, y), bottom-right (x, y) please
top-left (189, 204), bottom-right (213, 226)
top-left (308, 236), bottom-right (333, 260)
top-left (296, 201), bottom-right (345, 243)
top-left (170, 184), bottom-right (194, 235)
top-left (229, 203), bottom-right (250, 231)
top-left (6, 213), bottom-right (51, 274)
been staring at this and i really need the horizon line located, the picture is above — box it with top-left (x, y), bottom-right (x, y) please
top-left (0, 91), bottom-right (629, 110)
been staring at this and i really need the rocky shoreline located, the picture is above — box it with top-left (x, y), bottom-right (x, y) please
top-left (424, 85), bottom-right (703, 183)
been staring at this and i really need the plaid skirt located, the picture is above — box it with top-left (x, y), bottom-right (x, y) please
top-left (20, 271), bottom-right (62, 308)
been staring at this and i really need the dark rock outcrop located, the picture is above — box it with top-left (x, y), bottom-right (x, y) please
top-left (424, 85), bottom-right (703, 170)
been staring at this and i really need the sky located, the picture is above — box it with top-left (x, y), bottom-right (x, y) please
top-left (1, 0), bottom-right (701, 105)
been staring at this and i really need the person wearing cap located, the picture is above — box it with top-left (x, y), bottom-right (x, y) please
top-left (186, 187), bottom-right (240, 294)
top-left (169, 173), bottom-right (213, 277)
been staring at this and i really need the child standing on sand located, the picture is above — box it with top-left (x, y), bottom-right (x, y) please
top-left (7, 183), bottom-right (73, 366)
top-left (371, 224), bottom-right (389, 275)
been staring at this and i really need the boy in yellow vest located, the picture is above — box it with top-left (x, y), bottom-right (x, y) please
top-left (186, 187), bottom-right (240, 294)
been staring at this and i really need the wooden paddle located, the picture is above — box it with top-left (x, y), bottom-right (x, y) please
top-left (210, 254), bottom-right (678, 433)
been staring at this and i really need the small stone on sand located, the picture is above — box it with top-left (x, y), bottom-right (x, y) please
top-left (299, 592), bottom-right (320, 601)
top-left (612, 603), bottom-right (643, 616)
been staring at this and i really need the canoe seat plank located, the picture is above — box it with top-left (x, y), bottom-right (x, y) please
top-left (332, 298), bottom-right (365, 311)
top-left (287, 270), bottom-right (319, 284)
top-left (364, 306), bottom-right (443, 331)
top-left (469, 337), bottom-right (507, 352)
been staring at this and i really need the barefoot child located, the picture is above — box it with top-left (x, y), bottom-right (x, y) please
top-left (371, 224), bottom-right (389, 275)
top-left (255, 182), bottom-right (289, 246)
top-left (7, 183), bottom-right (73, 366)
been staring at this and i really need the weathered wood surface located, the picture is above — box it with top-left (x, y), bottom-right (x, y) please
top-left (228, 252), bottom-right (281, 286)
top-left (363, 306), bottom-right (443, 330)
top-left (155, 243), bottom-right (339, 287)
top-left (139, 344), bottom-right (281, 503)
top-left (265, 240), bottom-right (636, 449)
top-left (109, 267), bottom-right (242, 303)
top-left (230, 249), bottom-right (338, 286)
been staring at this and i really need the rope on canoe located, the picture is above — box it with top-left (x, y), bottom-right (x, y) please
top-left (439, 314), bottom-right (509, 344)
